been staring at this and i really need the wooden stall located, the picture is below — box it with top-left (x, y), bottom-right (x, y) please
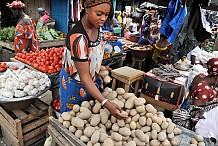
top-left (0, 99), bottom-right (49, 146)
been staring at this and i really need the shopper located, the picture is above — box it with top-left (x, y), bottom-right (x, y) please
top-left (138, 26), bottom-right (154, 45)
top-left (6, 0), bottom-right (39, 53)
top-left (36, 8), bottom-right (50, 37)
top-left (59, 0), bottom-right (127, 119)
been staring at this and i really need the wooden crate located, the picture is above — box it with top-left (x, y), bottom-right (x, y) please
top-left (0, 99), bottom-right (49, 146)
top-left (48, 116), bottom-right (86, 146)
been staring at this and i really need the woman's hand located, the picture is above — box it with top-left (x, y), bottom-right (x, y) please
top-left (104, 101), bottom-right (128, 119)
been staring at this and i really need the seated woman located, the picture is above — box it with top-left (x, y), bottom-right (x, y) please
top-left (138, 27), bottom-right (154, 45)
top-left (173, 58), bottom-right (218, 145)
top-left (112, 11), bottom-right (121, 27)
top-left (152, 34), bottom-right (172, 66)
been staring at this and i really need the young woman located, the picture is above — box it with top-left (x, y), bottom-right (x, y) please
top-left (60, 0), bottom-right (127, 119)
top-left (6, 0), bottom-right (39, 53)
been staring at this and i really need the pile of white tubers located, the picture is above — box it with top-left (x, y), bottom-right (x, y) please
top-left (99, 66), bottom-right (112, 84)
top-left (0, 68), bottom-right (50, 98)
top-left (190, 135), bottom-right (205, 146)
top-left (58, 87), bottom-right (185, 146)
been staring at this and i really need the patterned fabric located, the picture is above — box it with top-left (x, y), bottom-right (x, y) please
top-left (60, 20), bottom-right (105, 112)
top-left (173, 103), bottom-right (218, 130)
top-left (59, 67), bottom-right (103, 113)
top-left (36, 16), bottom-right (49, 36)
top-left (83, 0), bottom-right (112, 8)
top-left (207, 58), bottom-right (218, 76)
top-left (189, 81), bottom-right (217, 103)
top-left (14, 19), bottom-right (39, 53)
top-left (6, 0), bottom-right (25, 9)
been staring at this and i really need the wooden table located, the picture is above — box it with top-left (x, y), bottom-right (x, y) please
top-left (0, 39), bottom-right (65, 51)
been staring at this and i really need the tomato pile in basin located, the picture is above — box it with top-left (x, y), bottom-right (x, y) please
top-left (15, 47), bottom-right (64, 74)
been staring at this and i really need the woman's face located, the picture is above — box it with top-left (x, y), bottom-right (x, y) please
top-left (11, 9), bottom-right (20, 17)
top-left (86, 3), bottom-right (111, 28)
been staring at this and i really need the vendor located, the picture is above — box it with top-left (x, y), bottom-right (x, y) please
top-left (59, 0), bottom-right (127, 119)
top-left (138, 26), bottom-right (154, 45)
top-left (187, 33), bottom-right (210, 65)
top-left (152, 34), bottom-right (172, 66)
top-left (173, 58), bottom-right (218, 145)
top-left (36, 7), bottom-right (50, 37)
top-left (6, 0), bottom-right (39, 53)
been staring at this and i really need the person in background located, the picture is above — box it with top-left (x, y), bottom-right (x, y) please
top-left (60, 0), bottom-right (127, 119)
top-left (36, 7), bottom-right (50, 37)
top-left (138, 26), bottom-right (154, 45)
top-left (152, 34), bottom-right (171, 66)
top-left (187, 33), bottom-right (211, 65)
top-left (112, 11), bottom-right (121, 27)
top-left (6, 0), bottom-right (39, 53)
top-left (173, 58), bottom-right (218, 145)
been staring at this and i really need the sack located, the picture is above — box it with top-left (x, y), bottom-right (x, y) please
top-left (141, 72), bottom-right (187, 110)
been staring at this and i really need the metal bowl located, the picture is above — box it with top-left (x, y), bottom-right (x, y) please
top-left (130, 45), bottom-right (153, 58)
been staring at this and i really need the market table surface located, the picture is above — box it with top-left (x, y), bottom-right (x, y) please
top-left (0, 38), bottom-right (65, 51)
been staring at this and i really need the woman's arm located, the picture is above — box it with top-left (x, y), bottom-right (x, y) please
top-left (74, 61), bottom-right (128, 119)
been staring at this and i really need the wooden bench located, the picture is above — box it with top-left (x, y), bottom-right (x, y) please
top-left (111, 66), bottom-right (144, 95)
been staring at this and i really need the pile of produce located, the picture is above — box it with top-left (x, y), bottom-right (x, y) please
top-left (58, 87), bottom-right (185, 146)
top-left (0, 62), bottom-right (9, 72)
top-left (0, 26), bottom-right (15, 41)
top-left (0, 68), bottom-right (50, 98)
top-left (15, 47), bottom-right (64, 74)
top-left (99, 66), bottom-right (112, 84)
top-left (37, 28), bottom-right (60, 42)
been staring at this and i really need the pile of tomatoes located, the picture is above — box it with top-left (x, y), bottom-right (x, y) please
top-left (0, 62), bottom-right (9, 72)
top-left (52, 98), bottom-right (60, 111)
top-left (15, 47), bottom-right (64, 74)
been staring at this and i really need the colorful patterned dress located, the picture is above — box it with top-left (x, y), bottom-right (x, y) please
top-left (60, 20), bottom-right (105, 113)
top-left (14, 19), bottom-right (39, 53)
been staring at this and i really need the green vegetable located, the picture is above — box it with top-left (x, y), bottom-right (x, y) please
top-left (49, 28), bottom-right (60, 39)
top-left (0, 26), bottom-right (15, 41)
top-left (203, 42), bottom-right (214, 53)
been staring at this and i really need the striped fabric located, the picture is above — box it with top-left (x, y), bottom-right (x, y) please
top-left (172, 102), bottom-right (218, 130)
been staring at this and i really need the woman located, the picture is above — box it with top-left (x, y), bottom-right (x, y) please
top-left (112, 11), bottom-right (121, 27)
top-left (173, 58), bottom-right (218, 145)
top-left (187, 35), bottom-right (210, 65)
top-left (152, 34), bottom-right (172, 66)
top-left (60, 0), bottom-right (127, 119)
top-left (138, 27), bottom-right (154, 45)
top-left (36, 8), bottom-right (50, 38)
top-left (6, 0), bottom-right (39, 53)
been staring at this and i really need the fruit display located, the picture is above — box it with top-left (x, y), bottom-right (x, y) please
top-left (57, 87), bottom-right (185, 146)
top-left (0, 68), bottom-right (50, 98)
top-left (15, 47), bottom-right (64, 74)
top-left (0, 62), bottom-right (9, 72)
top-left (52, 98), bottom-right (60, 111)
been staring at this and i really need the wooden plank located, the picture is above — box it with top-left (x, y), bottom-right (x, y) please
top-left (1, 126), bottom-right (20, 146)
top-left (23, 123), bottom-right (48, 142)
top-left (0, 107), bottom-right (17, 128)
top-left (0, 40), bottom-right (14, 50)
top-left (24, 132), bottom-right (46, 146)
top-left (39, 39), bottom-right (65, 48)
top-left (47, 125), bottom-right (73, 146)
top-left (49, 117), bottom-right (87, 146)
top-left (0, 113), bottom-right (18, 139)
top-left (32, 99), bottom-right (49, 111)
top-left (22, 109), bottom-right (48, 124)
top-left (26, 105), bottom-right (39, 115)
top-left (12, 110), bottom-right (28, 121)
top-left (23, 115), bottom-right (49, 134)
